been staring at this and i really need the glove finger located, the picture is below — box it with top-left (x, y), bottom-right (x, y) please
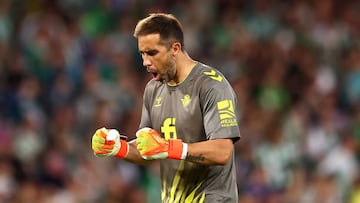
top-left (102, 144), bottom-right (114, 150)
top-left (93, 134), bottom-right (106, 144)
top-left (136, 137), bottom-right (144, 146)
top-left (142, 156), bottom-right (153, 160)
top-left (136, 139), bottom-right (147, 152)
top-left (93, 143), bottom-right (106, 152)
top-left (142, 153), bottom-right (167, 160)
top-left (92, 140), bottom-right (103, 151)
top-left (136, 133), bottom-right (145, 139)
top-left (136, 144), bottom-right (143, 152)
top-left (136, 127), bottom-right (151, 137)
top-left (93, 147), bottom-right (107, 154)
top-left (136, 142), bottom-right (144, 153)
top-left (94, 149), bottom-right (112, 155)
top-left (94, 153), bottom-right (107, 157)
top-left (104, 140), bottom-right (115, 145)
top-left (94, 151), bottom-right (110, 157)
top-left (95, 128), bottom-right (108, 138)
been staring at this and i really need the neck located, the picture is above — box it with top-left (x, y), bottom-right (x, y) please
top-left (169, 52), bottom-right (197, 85)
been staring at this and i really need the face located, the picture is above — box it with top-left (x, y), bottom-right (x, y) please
top-left (138, 33), bottom-right (176, 82)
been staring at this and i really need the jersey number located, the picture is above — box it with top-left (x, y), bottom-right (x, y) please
top-left (161, 118), bottom-right (177, 139)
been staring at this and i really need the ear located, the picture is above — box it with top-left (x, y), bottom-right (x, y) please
top-left (171, 42), bottom-right (182, 56)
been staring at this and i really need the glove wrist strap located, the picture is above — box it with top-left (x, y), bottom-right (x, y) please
top-left (115, 140), bottom-right (129, 158)
top-left (181, 143), bottom-right (188, 159)
top-left (168, 139), bottom-right (187, 160)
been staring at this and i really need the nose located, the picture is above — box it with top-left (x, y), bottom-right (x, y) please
top-left (142, 55), bottom-right (151, 67)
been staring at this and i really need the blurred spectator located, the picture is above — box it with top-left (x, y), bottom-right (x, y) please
top-left (317, 132), bottom-right (358, 200)
top-left (301, 173), bottom-right (342, 203)
top-left (349, 174), bottom-right (360, 203)
top-left (255, 120), bottom-right (298, 191)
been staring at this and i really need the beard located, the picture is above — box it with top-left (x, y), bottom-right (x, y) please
top-left (161, 57), bottom-right (177, 83)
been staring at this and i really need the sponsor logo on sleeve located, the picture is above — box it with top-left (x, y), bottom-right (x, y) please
top-left (217, 100), bottom-right (238, 127)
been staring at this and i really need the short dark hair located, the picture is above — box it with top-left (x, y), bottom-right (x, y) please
top-left (133, 13), bottom-right (184, 49)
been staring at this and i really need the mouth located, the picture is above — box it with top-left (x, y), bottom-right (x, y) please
top-left (150, 71), bottom-right (161, 81)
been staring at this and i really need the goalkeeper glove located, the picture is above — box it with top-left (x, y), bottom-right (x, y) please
top-left (136, 127), bottom-right (188, 160)
top-left (92, 127), bottom-right (129, 158)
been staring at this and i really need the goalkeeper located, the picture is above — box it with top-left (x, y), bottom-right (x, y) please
top-left (92, 13), bottom-right (241, 203)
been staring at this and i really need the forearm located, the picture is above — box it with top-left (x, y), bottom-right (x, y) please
top-left (135, 127), bottom-right (235, 164)
top-left (185, 138), bottom-right (234, 165)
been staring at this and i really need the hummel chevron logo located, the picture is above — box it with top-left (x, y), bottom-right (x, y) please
top-left (203, 70), bottom-right (223, 82)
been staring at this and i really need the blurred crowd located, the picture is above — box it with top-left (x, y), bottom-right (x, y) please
top-left (0, 0), bottom-right (360, 202)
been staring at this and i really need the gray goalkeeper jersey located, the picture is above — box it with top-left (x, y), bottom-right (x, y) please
top-left (139, 62), bottom-right (241, 203)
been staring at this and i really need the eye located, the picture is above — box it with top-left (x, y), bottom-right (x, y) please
top-left (146, 50), bottom-right (158, 56)
top-left (140, 50), bottom-right (159, 57)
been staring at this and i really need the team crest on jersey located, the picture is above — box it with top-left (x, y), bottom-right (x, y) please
top-left (181, 94), bottom-right (191, 107)
top-left (217, 100), bottom-right (238, 127)
top-left (203, 69), bottom-right (223, 82)
top-left (154, 97), bottom-right (162, 107)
